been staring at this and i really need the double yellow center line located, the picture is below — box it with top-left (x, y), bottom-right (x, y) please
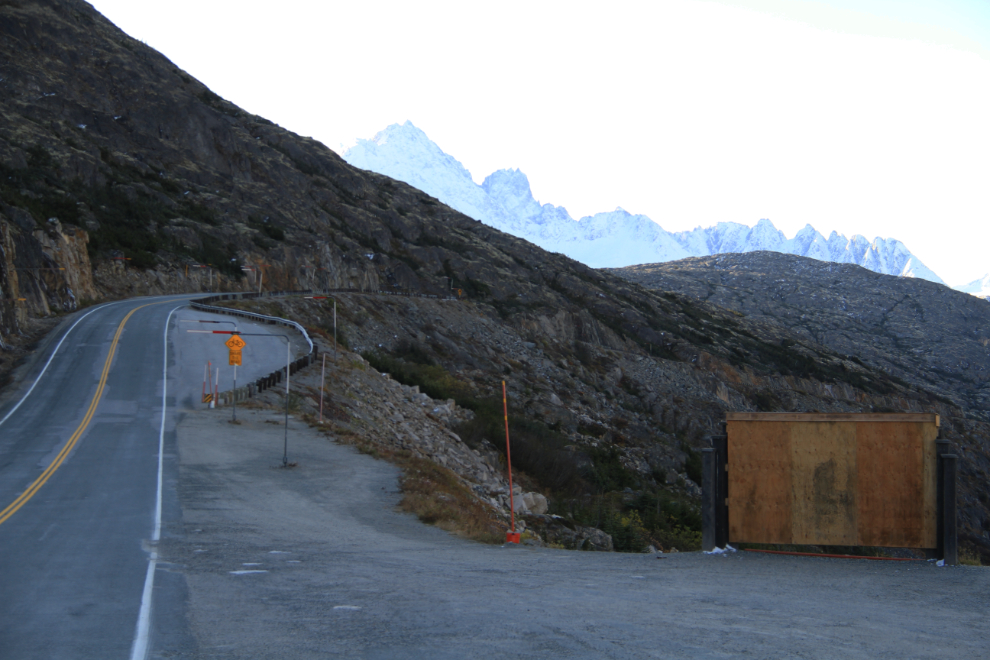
top-left (0, 302), bottom-right (159, 526)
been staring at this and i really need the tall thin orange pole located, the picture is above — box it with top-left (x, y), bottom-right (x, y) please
top-left (319, 353), bottom-right (326, 422)
top-left (503, 380), bottom-right (516, 540)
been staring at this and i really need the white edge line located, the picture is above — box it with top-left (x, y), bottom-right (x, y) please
top-left (130, 304), bottom-right (183, 660)
top-left (0, 301), bottom-right (122, 429)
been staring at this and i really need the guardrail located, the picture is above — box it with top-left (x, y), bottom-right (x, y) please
top-left (189, 288), bottom-right (458, 408)
top-left (189, 291), bottom-right (315, 353)
top-left (189, 291), bottom-right (316, 408)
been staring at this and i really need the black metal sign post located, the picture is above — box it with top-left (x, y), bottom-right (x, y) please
top-left (702, 447), bottom-right (717, 551)
top-left (213, 331), bottom-right (292, 466)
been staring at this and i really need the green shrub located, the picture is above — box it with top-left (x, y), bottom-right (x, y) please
top-left (586, 446), bottom-right (635, 492)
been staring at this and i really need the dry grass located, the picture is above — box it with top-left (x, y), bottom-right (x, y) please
top-left (331, 429), bottom-right (505, 544)
top-left (397, 456), bottom-right (506, 544)
top-left (959, 549), bottom-right (987, 567)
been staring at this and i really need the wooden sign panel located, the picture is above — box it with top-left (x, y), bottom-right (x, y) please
top-left (726, 413), bottom-right (939, 548)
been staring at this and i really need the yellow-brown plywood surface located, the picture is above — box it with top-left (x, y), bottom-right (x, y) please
top-left (856, 422), bottom-right (923, 547)
top-left (727, 421), bottom-right (792, 544)
top-left (726, 415), bottom-right (938, 548)
top-left (921, 423), bottom-right (938, 548)
top-left (790, 422), bottom-right (858, 545)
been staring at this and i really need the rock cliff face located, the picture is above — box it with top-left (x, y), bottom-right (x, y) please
top-left (0, 1), bottom-right (986, 560)
top-left (0, 210), bottom-right (95, 339)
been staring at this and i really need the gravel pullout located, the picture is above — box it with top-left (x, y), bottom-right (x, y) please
top-left (156, 406), bottom-right (990, 659)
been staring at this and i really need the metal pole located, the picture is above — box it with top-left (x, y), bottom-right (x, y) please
top-left (702, 447), bottom-right (716, 551)
top-left (936, 438), bottom-right (949, 560)
top-left (712, 432), bottom-right (729, 549)
top-left (942, 453), bottom-right (959, 565)
top-left (284, 339), bottom-right (290, 466)
top-left (503, 380), bottom-right (515, 538)
top-left (319, 353), bottom-right (326, 423)
top-left (232, 364), bottom-right (237, 422)
top-left (333, 300), bottom-right (337, 362)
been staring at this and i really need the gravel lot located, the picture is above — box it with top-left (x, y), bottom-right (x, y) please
top-left (155, 407), bottom-right (990, 659)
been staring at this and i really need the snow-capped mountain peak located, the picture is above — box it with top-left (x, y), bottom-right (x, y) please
top-left (955, 274), bottom-right (990, 299)
top-left (343, 122), bottom-right (946, 284)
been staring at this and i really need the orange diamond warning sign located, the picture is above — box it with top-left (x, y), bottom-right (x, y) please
top-left (225, 335), bottom-right (246, 350)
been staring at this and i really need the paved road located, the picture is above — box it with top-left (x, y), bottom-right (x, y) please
top-left (0, 296), bottom-right (308, 659)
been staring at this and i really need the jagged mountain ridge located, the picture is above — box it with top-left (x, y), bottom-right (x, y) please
top-left (1, 0), bottom-right (987, 560)
top-left (343, 121), bottom-right (945, 284)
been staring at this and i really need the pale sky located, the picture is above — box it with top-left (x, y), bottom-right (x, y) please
top-left (89, 0), bottom-right (990, 286)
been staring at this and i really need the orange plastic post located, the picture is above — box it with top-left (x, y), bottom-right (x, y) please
top-left (319, 353), bottom-right (327, 422)
top-left (503, 380), bottom-right (518, 543)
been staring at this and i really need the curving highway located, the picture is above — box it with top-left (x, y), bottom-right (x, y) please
top-left (0, 295), bottom-right (306, 659)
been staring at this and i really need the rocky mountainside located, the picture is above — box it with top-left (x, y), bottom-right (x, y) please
top-left (1, 1), bottom-right (987, 560)
top-left (344, 122), bottom-right (944, 283)
top-left (613, 253), bottom-right (990, 415)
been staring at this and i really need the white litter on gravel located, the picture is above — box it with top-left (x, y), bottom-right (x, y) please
top-left (936, 559), bottom-right (945, 566)
top-left (704, 545), bottom-right (737, 555)
top-left (242, 563), bottom-right (262, 566)
top-left (333, 605), bottom-right (361, 611)
top-left (229, 570), bottom-right (268, 575)
top-left (269, 550), bottom-right (288, 554)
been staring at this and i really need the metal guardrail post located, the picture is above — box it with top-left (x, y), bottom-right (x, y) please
top-left (712, 433), bottom-right (729, 548)
top-left (942, 454), bottom-right (958, 566)
top-left (702, 447), bottom-right (717, 551)
top-left (936, 438), bottom-right (950, 560)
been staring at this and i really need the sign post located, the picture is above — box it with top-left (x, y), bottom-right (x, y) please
top-left (213, 330), bottom-right (292, 466)
top-left (225, 334), bottom-right (246, 423)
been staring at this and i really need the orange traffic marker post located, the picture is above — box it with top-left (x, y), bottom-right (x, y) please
top-left (503, 380), bottom-right (520, 544)
top-left (202, 361), bottom-right (212, 404)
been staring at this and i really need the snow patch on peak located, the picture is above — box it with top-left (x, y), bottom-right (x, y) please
top-left (482, 169), bottom-right (541, 222)
top-left (954, 273), bottom-right (990, 299)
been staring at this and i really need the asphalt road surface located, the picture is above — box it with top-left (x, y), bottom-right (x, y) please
top-left (0, 296), bottom-right (306, 659)
top-left (1, 296), bottom-right (987, 659)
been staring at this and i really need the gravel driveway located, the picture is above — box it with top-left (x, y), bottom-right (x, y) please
top-left (154, 407), bottom-right (990, 659)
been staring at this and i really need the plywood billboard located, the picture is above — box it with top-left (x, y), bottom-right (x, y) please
top-left (725, 413), bottom-right (939, 548)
